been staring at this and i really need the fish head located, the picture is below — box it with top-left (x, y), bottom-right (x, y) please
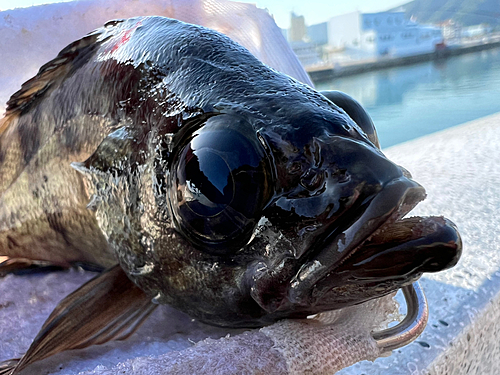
top-left (76, 95), bottom-right (461, 328)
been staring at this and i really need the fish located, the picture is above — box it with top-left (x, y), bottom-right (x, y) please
top-left (0, 16), bottom-right (462, 374)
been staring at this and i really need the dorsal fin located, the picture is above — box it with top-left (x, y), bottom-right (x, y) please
top-left (3, 30), bottom-right (107, 118)
top-left (0, 22), bottom-right (121, 196)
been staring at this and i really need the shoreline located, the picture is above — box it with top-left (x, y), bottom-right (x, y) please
top-left (307, 40), bottom-right (500, 82)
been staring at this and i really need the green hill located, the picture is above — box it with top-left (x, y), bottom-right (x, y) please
top-left (398, 0), bottom-right (500, 27)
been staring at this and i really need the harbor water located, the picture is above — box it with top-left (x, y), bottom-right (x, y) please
top-left (315, 47), bottom-right (500, 148)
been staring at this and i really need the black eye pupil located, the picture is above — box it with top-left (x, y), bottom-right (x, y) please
top-left (179, 148), bottom-right (234, 217)
top-left (168, 115), bottom-right (272, 254)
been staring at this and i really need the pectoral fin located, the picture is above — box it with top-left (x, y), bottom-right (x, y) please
top-left (0, 360), bottom-right (19, 375)
top-left (3, 265), bottom-right (156, 375)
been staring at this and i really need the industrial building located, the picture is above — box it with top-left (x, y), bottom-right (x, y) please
top-left (288, 10), bottom-right (444, 66)
top-left (328, 11), bottom-right (443, 58)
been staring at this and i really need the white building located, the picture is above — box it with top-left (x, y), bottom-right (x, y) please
top-left (462, 24), bottom-right (492, 39)
top-left (328, 11), bottom-right (443, 58)
top-left (440, 20), bottom-right (462, 41)
top-left (289, 41), bottom-right (323, 66)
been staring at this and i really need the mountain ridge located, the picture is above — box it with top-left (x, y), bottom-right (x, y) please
top-left (389, 0), bottom-right (500, 27)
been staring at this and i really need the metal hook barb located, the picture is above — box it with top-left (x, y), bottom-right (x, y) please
top-left (372, 281), bottom-right (429, 352)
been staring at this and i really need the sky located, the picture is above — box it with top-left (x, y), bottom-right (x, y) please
top-left (0, 0), bottom-right (408, 28)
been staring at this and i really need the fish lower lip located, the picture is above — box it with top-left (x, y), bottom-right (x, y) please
top-left (306, 215), bottom-right (462, 312)
top-left (340, 216), bottom-right (462, 277)
top-left (287, 177), bottom-right (426, 306)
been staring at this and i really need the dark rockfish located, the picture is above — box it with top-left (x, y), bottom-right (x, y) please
top-left (0, 16), bottom-right (461, 374)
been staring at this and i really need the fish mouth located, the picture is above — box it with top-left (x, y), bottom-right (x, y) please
top-left (251, 177), bottom-right (462, 314)
top-left (301, 213), bottom-right (462, 313)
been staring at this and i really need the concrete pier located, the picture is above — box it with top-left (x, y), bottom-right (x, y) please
top-left (308, 40), bottom-right (500, 82)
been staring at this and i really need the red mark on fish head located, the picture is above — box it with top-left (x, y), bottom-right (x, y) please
top-left (108, 20), bottom-right (143, 54)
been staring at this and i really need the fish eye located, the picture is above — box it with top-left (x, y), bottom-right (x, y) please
top-left (168, 115), bottom-right (272, 254)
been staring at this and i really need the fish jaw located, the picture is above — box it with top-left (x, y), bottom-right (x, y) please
top-left (249, 179), bottom-right (461, 316)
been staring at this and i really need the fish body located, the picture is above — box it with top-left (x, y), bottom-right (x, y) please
top-left (0, 15), bottom-right (461, 332)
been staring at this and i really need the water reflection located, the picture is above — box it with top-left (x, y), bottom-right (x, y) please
top-left (316, 48), bottom-right (500, 148)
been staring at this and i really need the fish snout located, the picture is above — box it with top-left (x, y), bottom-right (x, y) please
top-left (266, 136), bottom-right (423, 260)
